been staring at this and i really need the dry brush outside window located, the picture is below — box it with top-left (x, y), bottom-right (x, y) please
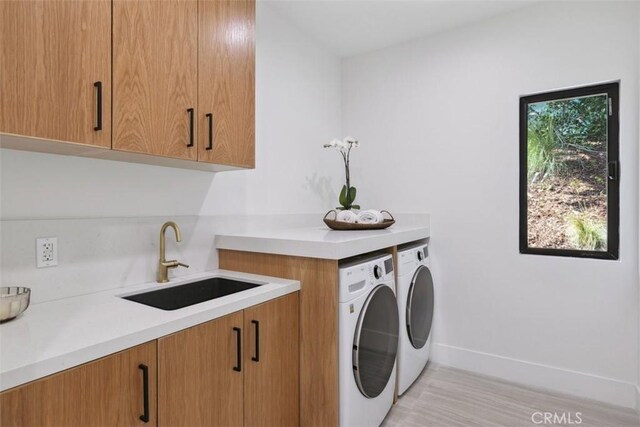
top-left (519, 83), bottom-right (619, 260)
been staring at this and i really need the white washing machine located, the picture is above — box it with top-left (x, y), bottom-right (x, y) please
top-left (396, 241), bottom-right (434, 396)
top-left (339, 253), bottom-right (399, 427)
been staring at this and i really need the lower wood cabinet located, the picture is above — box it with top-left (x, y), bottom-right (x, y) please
top-left (244, 292), bottom-right (299, 427)
top-left (219, 251), bottom-right (339, 427)
top-left (158, 292), bottom-right (300, 427)
top-left (0, 341), bottom-right (157, 427)
top-left (0, 293), bottom-right (299, 427)
top-left (158, 310), bottom-right (244, 426)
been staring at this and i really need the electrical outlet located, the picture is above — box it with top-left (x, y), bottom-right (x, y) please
top-left (36, 237), bottom-right (58, 268)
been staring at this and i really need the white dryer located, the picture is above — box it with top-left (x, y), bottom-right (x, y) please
top-left (396, 241), bottom-right (434, 396)
top-left (339, 253), bottom-right (399, 427)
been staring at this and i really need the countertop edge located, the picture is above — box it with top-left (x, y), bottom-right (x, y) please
top-left (216, 226), bottom-right (430, 260)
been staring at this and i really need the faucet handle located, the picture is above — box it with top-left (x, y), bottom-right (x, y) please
top-left (161, 260), bottom-right (188, 269)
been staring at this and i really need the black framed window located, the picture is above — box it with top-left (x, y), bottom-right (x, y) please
top-left (519, 82), bottom-right (619, 260)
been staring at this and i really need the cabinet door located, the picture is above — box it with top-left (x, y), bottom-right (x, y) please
top-left (0, 0), bottom-right (111, 147)
top-left (244, 293), bottom-right (300, 426)
top-left (0, 341), bottom-right (157, 427)
top-left (113, 0), bottom-right (197, 160)
top-left (198, 0), bottom-right (255, 168)
top-left (158, 311), bottom-right (244, 427)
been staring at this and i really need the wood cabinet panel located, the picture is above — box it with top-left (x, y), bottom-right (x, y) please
top-left (219, 251), bottom-right (338, 427)
top-left (158, 311), bottom-right (244, 427)
top-left (244, 293), bottom-right (300, 426)
top-left (0, 0), bottom-right (111, 147)
top-left (113, 0), bottom-right (197, 160)
top-left (198, 0), bottom-right (255, 167)
top-left (0, 341), bottom-right (157, 427)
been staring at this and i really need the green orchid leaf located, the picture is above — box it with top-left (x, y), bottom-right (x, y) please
top-left (339, 185), bottom-right (348, 207)
top-left (351, 205), bottom-right (361, 209)
top-left (348, 186), bottom-right (357, 204)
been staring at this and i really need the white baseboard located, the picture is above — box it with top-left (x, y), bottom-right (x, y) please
top-left (430, 342), bottom-right (637, 409)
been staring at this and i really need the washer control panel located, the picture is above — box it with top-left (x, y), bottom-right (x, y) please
top-left (370, 257), bottom-right (394, 281)
top-left (339, 253), bottom-right (395, 302)
top-left (398, 242), bottom-right (430, 276)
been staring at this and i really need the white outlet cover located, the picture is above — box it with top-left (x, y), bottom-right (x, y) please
top-left (36, 237), bottom-right (58, 268)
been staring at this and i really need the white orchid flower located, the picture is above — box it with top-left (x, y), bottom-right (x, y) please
top-left (324, 136), bottom-right (359, 158)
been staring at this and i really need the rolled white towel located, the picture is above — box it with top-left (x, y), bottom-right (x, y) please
top-left (336, 210), bottom-right (358, 223)
top-left (356, 209), bottom-right (384, 224)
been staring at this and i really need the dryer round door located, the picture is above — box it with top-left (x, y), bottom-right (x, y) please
top-left (406, 265), bottom-right (434, 349)
top-left (352, 284), bottom-right (399, 399)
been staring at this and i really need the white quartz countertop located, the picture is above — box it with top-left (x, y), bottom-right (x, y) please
top-left (215, 216), bottom-right (430, 260)
top-left (0, 270), bottom-right (299, 392)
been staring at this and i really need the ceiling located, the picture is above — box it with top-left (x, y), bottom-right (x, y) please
top-left (264, 0), bottom-right (536, 57)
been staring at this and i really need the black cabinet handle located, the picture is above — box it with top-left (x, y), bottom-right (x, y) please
top-left (93, 81), bottom-right (102, 131)
top-left (138, 364), bottom-right (150, 423)
top-left (251, 320), bottom-right (260, 362)
top-left (233, 327), bottom-right (242, 372)
top-left (206, 113), bottom-right (213, 150)
top-left (187, 108), bottom-right (194, 147)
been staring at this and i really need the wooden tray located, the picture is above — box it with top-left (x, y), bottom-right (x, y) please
top-left (323, 210), bottom-right (395, 230)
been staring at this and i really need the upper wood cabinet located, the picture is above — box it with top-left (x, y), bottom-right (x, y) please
top-left (0, 341), bottom-right (157, 427)
top-left (112, 0), bottom-right (198, 160)
top-left (0, 0), bottom-right (111, 148)
top-left (112, 0), bottom-right (254, 167)
top-left (1, 0), bottom-right (255, 170)
top-left (198, 0), bottom-right (256, 168)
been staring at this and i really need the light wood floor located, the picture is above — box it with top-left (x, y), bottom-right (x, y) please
top-left (382, 363), bottom-right (639, 427)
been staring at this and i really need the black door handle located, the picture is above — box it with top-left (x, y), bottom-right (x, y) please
top-left (608, 161), bottom-right (619, 181)
top-left (233, 327), bottom-right (242, 372)
top-left (138, 364), bottom-right (150, 423)
top-left (251, 320), bottom-right (260, 362)
top-left (93, 81), bottom-right (102, 131)
top-left (206, 113), bottom-right (213, 150)
top-left (187, 108), bottom-right (194, 147)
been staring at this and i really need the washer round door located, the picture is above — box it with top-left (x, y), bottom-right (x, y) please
top-left (406, 265), bottom-right (434, 349)
top-left (352, 284), bottom-right (399, 398)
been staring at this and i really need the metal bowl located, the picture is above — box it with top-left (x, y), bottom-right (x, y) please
top-left (0, 287), bottom-right (31, 323)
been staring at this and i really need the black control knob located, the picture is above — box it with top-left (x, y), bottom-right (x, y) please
top-left (373, 265), bottom-right (382, 279)
top-left (417, 250), bottom-right (424, 261)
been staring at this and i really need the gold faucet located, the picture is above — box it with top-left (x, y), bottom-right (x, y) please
top-left (157, 221), bottom-right (189, 283)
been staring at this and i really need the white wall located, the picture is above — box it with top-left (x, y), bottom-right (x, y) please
top-left (343, 1), bottom-right (639, 408)
top-left (0, 3), bottom-right (343, 300)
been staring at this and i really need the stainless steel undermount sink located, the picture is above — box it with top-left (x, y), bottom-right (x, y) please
top-left (122, 277), bottom-right (264, 310)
